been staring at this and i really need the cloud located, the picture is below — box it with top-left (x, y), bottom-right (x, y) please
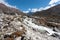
top-left (44, 4), bottom-right (56, 10)
top-left (23, 0), bottom-right (60, 13)
top-left (23, 8), bottom-right (44, 13)
top-left (29, 4), bottom-right (55, 12)
top-left (30, 8), bottom-right (44, 12)
top-left (31, 8), bottom-right (39, 12)
top-left (0, 0), bottom-right (17, 8)
top-left (49, 0), bottom-right (60, 5)
top-left (23, 4), bottom-right (55, 13)
top-left (23, 11), bottom-right (30, 13)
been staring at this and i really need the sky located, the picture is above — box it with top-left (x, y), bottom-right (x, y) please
top-left (0, 0), bottom-right (60, 13)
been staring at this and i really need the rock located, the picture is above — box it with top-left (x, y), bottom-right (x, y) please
top-left (0, 14), bottom-right (60, 40)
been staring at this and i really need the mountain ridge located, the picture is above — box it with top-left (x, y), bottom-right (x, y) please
top-left (0, 3), bottom-right (26, 16)
top-left (32, 4), bottom-right (60, 23)
top-left (33, 4), bottom-right (60, 16)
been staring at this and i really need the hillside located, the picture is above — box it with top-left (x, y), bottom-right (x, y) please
top-left (33, 4), bottom-right (60, 23)
top-left (0, 3), bottom-right (26, 15)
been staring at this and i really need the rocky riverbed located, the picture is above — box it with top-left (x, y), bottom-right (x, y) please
top-left (0, 14), bottom-right (60, 40)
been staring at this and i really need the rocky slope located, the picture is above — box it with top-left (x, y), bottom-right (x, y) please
top-left (33, 4), bottom-right (60, 23)
top-left (0, 3), bottom-right (60, 40)
top-left (0, 14), bottom-right (60, 40)
top-left (0, 3), bottom-right (26, 15)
